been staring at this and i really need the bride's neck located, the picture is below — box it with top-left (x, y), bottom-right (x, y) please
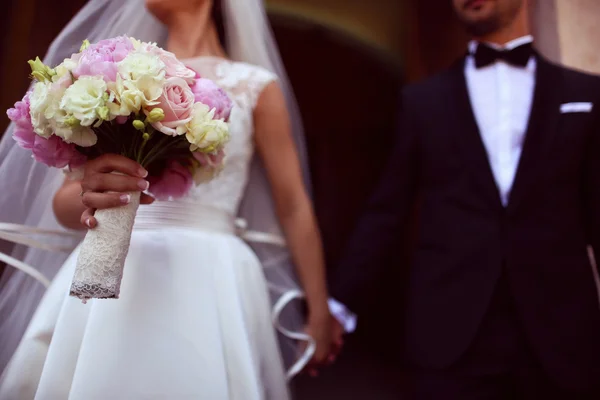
top-left (166, 10), bottom-right (227, 60)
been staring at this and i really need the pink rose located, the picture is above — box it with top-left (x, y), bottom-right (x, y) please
top-left (73, 36), bottom-right (134, 82)
top-left (193, 148), bottom-right (225, 168)
top-left (148, 46), bottom-right (196, 84)
top-left (148, 161), bottom-right (193, 200)
top-left (190, 78), bottom-right (233, 122)
top-left (32, 135), bottom-right (86, 169)
top-left (190, 68), bottom-right (201, 79)
top-left (148, 77), bottom-right (195, 135)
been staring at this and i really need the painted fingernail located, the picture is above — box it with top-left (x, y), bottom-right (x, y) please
top-left (138, 168), bottom-right (148, 178)
top-left (120, 194), bottom-right (131, 204)
top-left (138, 180), bottom-right (149, 190)
top-left (85, 218), bottom-right (92, 228)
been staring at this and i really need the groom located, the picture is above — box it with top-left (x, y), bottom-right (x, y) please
top-left (332, 0), bottom-right (600, 398)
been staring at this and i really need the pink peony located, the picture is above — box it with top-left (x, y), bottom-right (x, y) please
top-left (8, 93), bottom-right (36, 149)
top-left (72, 36), bottom-right (134, 82)
top-left (148, 161), bottom-right (193, 200)
top-left (148, 77), bottom-right (195, 135)
top-left (9, 91), bottom-right (86, 168)
top-left (12, 128), bottom-right (37, 150)
top-left (32, 135), bottom-right (86, 169)
top-left (190, 78), bottom-right (233, 122)
top-left (7, 92), bottom-right (32, 130)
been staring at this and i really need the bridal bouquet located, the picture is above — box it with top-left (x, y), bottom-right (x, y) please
top-left (7, 36), bottom-right (233, 301)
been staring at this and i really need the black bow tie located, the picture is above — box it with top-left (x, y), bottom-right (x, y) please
top-left (473, 42), bottom-right (533, 69)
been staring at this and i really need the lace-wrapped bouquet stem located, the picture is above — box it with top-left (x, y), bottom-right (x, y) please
top-left (6, 37), bottom-right (233, 301)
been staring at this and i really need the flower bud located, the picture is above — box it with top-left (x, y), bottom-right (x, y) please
top-left (97, 106), bottom-right (110, 121)
top-left (132, 120), bottom-right (145, 131)
top-left (80, 39), bottom-right (90, 52)
top-left (64, 115), bottom-right (80, 127)
top-left (28, 57), bottom-right (55, 82)
top-left (146, 108), bottom-right (165, 123)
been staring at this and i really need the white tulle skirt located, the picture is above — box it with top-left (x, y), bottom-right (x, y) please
top-left (0, 206), bottom-right (290, 400)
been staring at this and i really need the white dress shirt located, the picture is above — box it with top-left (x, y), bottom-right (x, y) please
top-left (465, 35), bottom-right (536, 206)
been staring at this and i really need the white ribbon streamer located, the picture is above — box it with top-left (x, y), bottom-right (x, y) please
top-left (0, 223), bottom-right (79, 287)
top-left (236, 219), bottom-right (315, 379)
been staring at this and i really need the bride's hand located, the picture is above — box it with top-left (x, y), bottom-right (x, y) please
top-left (79, 154), bottom-right (154, 228)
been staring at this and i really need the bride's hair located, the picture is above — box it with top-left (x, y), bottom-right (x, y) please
top-left (211, 0), bottom-right (227, 51)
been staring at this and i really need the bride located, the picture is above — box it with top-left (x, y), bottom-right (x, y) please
top-left (0, 0), bottom-right (348, 398)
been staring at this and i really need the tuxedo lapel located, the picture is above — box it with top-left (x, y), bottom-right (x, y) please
top-left (507, 55), bottom-right (563, 213)
top-left (446, 58), bottom-right (503, 210)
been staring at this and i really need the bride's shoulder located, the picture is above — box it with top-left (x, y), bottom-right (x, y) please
top-left (221, 61), bottom-right (279, 109)
top-left (228, 61), bottom-right (278, 87)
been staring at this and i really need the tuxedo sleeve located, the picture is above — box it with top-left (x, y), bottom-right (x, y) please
top-left (331, 88), bottom-right (419, 315)
top-left (584, 104), bottom-right (600, 278)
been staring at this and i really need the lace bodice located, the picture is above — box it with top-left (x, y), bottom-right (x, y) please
top-left (172, 57), bottom-right (277, 215)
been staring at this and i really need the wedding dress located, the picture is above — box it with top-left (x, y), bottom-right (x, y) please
top-left (0, 57), bottom-right (291, 400)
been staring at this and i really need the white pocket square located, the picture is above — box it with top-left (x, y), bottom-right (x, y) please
top-left (560, 102), bottom-right (593, 113)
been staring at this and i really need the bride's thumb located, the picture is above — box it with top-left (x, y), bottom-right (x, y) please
top-left (81, 208), bottom-right (97, 229)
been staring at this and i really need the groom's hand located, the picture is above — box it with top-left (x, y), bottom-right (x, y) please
top-left (329, 317), bottom-right (345, 362)
top-left (79, 154), bottom-right (154, 228)
top-left (302, 314), bottom-right (345, 377)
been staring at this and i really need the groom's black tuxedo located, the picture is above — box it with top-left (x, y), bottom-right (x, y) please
top-left (334, 51), bottom-right (600, 396)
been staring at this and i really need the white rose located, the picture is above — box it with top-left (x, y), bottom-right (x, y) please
top-left (29, 81), bottom-right (55, 138)
top-left (60, 76), bottom-right (107, 126)
top-left (50, 100), bottom-right (97, 147)
top-left (53, 117), bottom-right (97, 147)
top-left (117, 51), bottom-right (166, 102)
top-left (185, 103), bottom-right (230, 152)
top-left (53, 57), bottom-right (77, 82)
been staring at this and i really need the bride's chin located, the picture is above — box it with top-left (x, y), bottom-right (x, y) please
top-left (145, 0), bottom-right (208, 19)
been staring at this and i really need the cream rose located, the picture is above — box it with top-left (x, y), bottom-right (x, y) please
top-left (185, 103), bottom-right (230, 152)
top-left (107, 75), bottom-right (153, 118)
top-left (117, 51), bottom-right (166, 103)
top-left (53, 116), bottom-right (97, 147)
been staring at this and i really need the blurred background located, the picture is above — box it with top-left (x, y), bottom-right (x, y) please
top-left (1, 0), bottom-right (600, 398)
